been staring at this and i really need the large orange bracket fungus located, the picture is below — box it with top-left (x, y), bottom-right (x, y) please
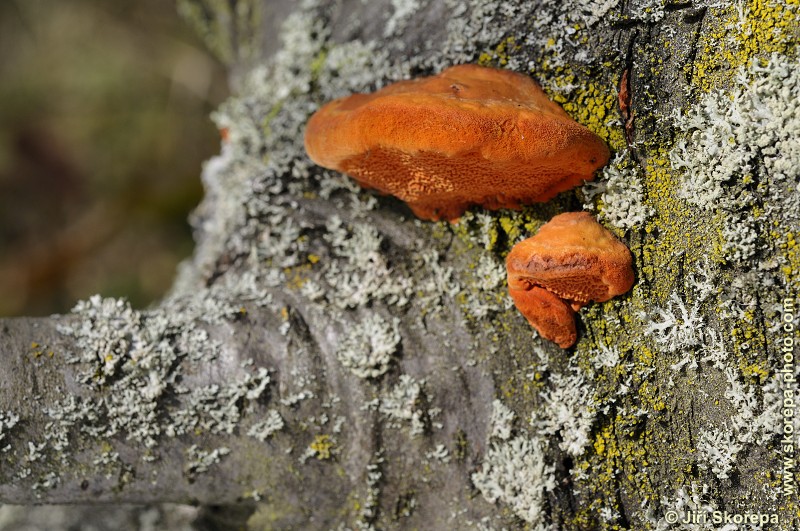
top-left (506, 212), bottom-right (634, 348)
top-left (304, 64), bottom-right (609, 221)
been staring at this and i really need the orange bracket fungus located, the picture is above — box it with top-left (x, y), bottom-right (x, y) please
top-left (506, 212), bottom-right (634, 348)
top-left (304, 64), bottom-right (610, 221)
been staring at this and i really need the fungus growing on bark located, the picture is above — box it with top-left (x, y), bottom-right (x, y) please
top-left (304, 64), bottom-right (610, 221)
top-left (506, 212), bottom-right (634, 348)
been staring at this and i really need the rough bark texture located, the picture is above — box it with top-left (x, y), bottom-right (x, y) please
top-left (2, 0), bottom-right (800, 529)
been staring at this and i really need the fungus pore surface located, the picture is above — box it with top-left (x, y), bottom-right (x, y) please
top-left (304, 64), bottom-right (610, 221)
top-left (506, 212), bottom-right (634, 347)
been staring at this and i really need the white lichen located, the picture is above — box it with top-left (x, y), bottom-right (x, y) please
top-left (471, 212), bottom-right (497, 250)
top-left (358, 455), bottom-right (384, 529)
top-left (463, 253), bottom-right (508, 319)
top-left (722, 213), bottom-right (759, 263)
top-left (569, 0), bottom-right (619, 27)
top-left (474, 254), bottom-right (506, 293)
top-left (489, 399), bottom-right (516, 441)
top-left (379, 375), bottom-right (428, 437)
top-left (670, 53), bottom-right (800, 218)
top-left (642, 292), bottom-right (704, 352)
top-left (582, 150), bottom-right (654, 230)
top-left (589, 342), bottom-right (621, 370)
top-left (471, 435), bottom-right (556, 527)
top-left (336, 314), bottom-right (401, 379)
top-left (323, 217), bottom-right (412, 309)
top-left (185, 445), bottom-right (231, 477)
top-left (316, 41), bottom-right (394, 101)
top-left (247, 410), bottom-right (285, 441)
top-left (696, 425), bottom-right (742, 480)
top-left (169, 367), bottom-right (271, 436)
top-left (425, 444), bottom-right (451, 464)
top-left (279, 367), bottom-right (317, 407)
top-left (686, 257), bottom-right (718, 302)
top-left (649, 483), bottom-right (718, 531)
top-left (416, 249), bottom-right (461, 311)
top-left (530, 368), bottom-right (596, 457)
top-left (0, 410), bottom-right (19, 452)
top-left (42, 292), bottom-right (274, 484)
top-left (724, 367), bottom-right (782, 447)
top-left (599, 507), bottom-right (620, 525)
top-left (384, 0), bottom-right (421, 37)
top-left (31, 472), bottom-right (60, 493)
top-left (628, 0), bottom-right (665, 23)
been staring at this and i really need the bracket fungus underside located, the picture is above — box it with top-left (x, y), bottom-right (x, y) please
top-left (506, 212), bottom-right (635, 348)
top-left (304, 64), bottom-right (610, 221)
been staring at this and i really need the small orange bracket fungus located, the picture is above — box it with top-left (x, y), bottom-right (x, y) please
top-left (304, 64), bottom-right (610, 221)
top-left (506, 212), bottom-right (634, 348)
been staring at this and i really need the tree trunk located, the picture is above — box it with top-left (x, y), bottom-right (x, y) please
top-left (2, 0), bottom-right (799, 529)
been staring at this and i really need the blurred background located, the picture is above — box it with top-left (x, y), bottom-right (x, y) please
top-left (0, 0), bottom-right (229, 317)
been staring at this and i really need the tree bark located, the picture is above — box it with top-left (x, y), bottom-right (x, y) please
top-left (2, 0), bottom-right (799, 529)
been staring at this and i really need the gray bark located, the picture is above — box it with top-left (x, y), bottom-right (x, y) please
top-left (2, 0), bottom-right (800, 529)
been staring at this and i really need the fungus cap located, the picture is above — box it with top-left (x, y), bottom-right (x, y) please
top-left (507, 212), bottom-right (634, 347)
top-left (509, 285), bottom-right (577, 349)
top-left (304, 64), bottom-right (610, 221)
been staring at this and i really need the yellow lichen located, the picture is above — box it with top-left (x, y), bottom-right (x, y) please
top-left (284, 263), bottom-right (313, 289)
top-left (310, 434), bottom-right (334, 460)
top-left (477, 36), bottom-right (520, 67)
top-left (691, 0), bottom-right (799, 93)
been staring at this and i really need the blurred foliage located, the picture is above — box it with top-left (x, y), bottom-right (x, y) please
top-left (0, 0), bottom-right (229, 316)
top-left (176, 0), bottom-right (262, 66)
